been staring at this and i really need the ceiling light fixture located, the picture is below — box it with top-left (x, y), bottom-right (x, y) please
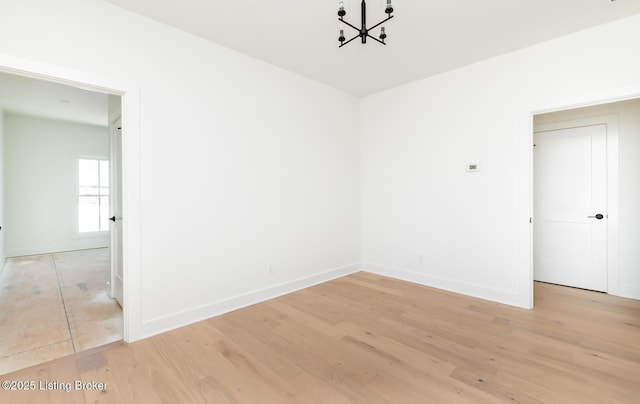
top-left (338, 0), bottom-right (394, 47)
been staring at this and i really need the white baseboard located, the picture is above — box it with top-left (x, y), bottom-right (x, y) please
top-left (140, 262), bottom-right (361, 339)
top-left (7, 242), bottom-right (109, 258)
top-left (363, 262), bottom-right (525, 308)
top-left (617, 285), bottom-right (640, 301)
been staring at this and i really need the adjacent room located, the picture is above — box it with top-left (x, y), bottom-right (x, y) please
top-left (0, 73), bottom-right (123, 374)
top-left (1, 0), bottom-right (639, 402)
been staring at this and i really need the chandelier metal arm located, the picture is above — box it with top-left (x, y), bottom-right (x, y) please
top-left (339, 17), bottom-right (361, 33)
top-left (366, 15), bottom-right (393, 33)
top-left (366, 34), bottom-right (386, 45)
top-left (339, 34), bottom-right (361, 48)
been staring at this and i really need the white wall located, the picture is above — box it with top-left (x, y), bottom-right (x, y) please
top-left (0, 0), bottom-right (360, 338)
top-left (4, 2), bottom-right (636, 343)
top-left (361, 13), bottom-right (640, 308)
top-left (535, 99), bottom-right (640, 299)
top-left (4, 113), bottom-right (109, 256)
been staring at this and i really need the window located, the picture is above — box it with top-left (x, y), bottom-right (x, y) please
top-left (77, 158), bottom-right (109, 233)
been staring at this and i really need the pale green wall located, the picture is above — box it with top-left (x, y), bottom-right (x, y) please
top-left (4, 113), bottom-right (109, 257)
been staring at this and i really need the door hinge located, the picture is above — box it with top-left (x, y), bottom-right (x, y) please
top-left (529, 217), bottom-right (533, 224)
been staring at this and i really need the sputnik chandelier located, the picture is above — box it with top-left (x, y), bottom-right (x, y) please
top-left (338, 0), bottom-right (395, 47)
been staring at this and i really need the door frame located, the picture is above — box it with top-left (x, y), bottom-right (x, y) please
top-left (528, 101), bottom-right (629, 307)
top-left (532, 115), bottom-right (619, 294)
top-left (0, 52), bottom-right (142, 342)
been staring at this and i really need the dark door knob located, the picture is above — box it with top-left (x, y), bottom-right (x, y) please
top-left (588, 214), bottom-right (604, 220)
top-left (109, 216), bottom-right (116, 222)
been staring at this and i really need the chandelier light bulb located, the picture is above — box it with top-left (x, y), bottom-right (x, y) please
top-left (385, 0), bottom-right (394, 15)
top-left (380, 27), bottom-right (387, 41)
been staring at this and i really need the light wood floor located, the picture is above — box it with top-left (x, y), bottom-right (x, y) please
top-left (0, 249), bottom-right (123, 374)
top-left (2, 272), bottom-right (639, 403)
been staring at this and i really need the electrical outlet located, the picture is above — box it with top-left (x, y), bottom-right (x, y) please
top-left (268, 263), bottom-right (275, 275)
top-left (418, 255), bottom-right (424, 264)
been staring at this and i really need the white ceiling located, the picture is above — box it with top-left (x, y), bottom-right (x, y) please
top-left (0, 72), bottom-right (108, 127)
top-left (105, 0), bottom-right (640, 96)
top-left (2, 1), bottom-right (639, 123)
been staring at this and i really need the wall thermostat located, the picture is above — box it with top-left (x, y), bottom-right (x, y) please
top-left (467, 163), bottom-right (481, 172)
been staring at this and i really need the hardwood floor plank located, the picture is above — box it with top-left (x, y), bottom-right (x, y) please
top-left (219, 306), bottom-right (384, 403)
top-left (2, 274), bottom-right (639, 403)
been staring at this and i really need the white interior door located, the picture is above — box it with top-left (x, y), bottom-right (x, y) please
top-left (110, 118), bottom-right (124, 306)
top-left (534, 124), bottom-right (608, 292)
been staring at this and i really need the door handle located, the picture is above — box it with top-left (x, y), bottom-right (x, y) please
top-left (109, 216), bottom-right (117, 222)
top-left (587, 214), bottom-right (604, 220)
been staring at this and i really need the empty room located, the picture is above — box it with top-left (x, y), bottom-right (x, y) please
top-left (1, 0), bottom-right (640, 403)
top-left (0, 72), bottom-right (124, 374)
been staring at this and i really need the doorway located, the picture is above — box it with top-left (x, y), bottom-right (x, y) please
top-left (0, 53), bottom-right (142, 345)
top-left (0, 71), bottom-right (124, 373)
top-left (533, 98), bottom-right (640, 301)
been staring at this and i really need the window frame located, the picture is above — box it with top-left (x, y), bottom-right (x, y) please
top-left (74, 155), bottom-right (110, 238)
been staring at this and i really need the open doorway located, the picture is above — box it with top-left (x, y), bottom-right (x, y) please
top-left (0, 72), bottom-right (124, 374)
top-left (532, 98), bottom-right (640, 301)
